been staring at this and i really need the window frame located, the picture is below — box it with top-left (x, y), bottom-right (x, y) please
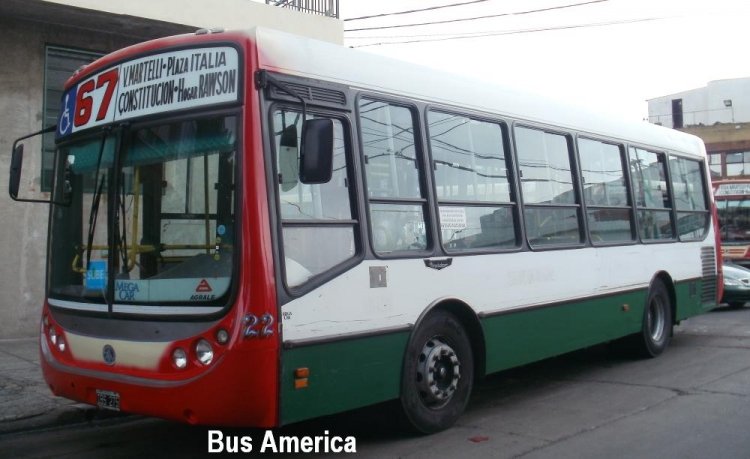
top-left (356, 94), bottom-right (434, 259)
top-left (268, 103), bottom-right (363, 294)
top-left (425, 107), bottom-right (521, 254)
top-left (724, 150), bottom-right (750, 178)
top-left (669, 153), bottom-right (711, 242)
top-left (513, 122), bottom-right (586, 250)
top-left (708, 152), bottom-right (723, 178)
top-left (627, 145), bottom-right (677, 243)
top-left (47, 107), bottom-right (244, 318)
top-left (576, 135), bottom-right (637, 246)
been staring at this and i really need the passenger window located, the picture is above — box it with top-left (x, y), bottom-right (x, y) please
top-left (360, 99), bottom-right (428, 254)
top-left (578, 138), bottom-right (634, 243)
top-left (360, 100), bottom-right (421, 200)
top-left (670, 156), bottom-right (709, 240)
top-left (515, 127), bottom-right (582, 247)
top-left (428, 111), bottom-right (517, 251)
top-left (272, 110), bottom-right (356, 287)
top-left (629, 147), bottom-right (674, 240)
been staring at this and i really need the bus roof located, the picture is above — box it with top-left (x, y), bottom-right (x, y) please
top-left (253, 27), bottom-right (705, 158)
top-left (56, 27), bottom-right (706, 159)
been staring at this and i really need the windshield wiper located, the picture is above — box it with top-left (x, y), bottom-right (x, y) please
top-left (85, 132), bottom-right (110, 271)
top-left (114, 169), bottom-right (129, 278)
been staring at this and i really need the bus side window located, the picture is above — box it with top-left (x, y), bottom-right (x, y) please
top-left (272, 110), bottom-right (357, 288)
top-left (669, 155), bottom-right (709, 240)
top-left (428, 110), bottom-right (518, 251)
top-left (578, 138), bottom-right (634, 243)
top-left (515, 126), bottom-right (582, 247)
top-left (359, 98), bottom-right (428, 254)
top-left (629, 147), bottom-right (674, 241)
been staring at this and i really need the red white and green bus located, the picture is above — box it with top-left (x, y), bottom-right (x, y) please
top-left (8, 27), bottom-right (720, 433)
top-left (714, 180), bottom-right (750, 267)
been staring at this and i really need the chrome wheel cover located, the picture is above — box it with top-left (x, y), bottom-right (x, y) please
top-left (647, 296), bottom-right (666, 342)
top-left (416, 337), bottom-right (461, 408)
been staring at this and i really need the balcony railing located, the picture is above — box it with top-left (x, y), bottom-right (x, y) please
top-left (265, 0), bottom-right (339, 19)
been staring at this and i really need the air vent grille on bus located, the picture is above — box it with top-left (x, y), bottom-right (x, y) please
top-left (270, 83), bottom-right (346, 106)
top-left (700, 246), bottom-right (717, 304)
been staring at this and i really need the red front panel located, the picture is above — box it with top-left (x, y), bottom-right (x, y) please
top-left (41, 30), bottom-right (281, 427)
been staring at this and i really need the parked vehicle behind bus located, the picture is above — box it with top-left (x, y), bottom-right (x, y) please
top-left (714, 180), bottom-right (750, 267)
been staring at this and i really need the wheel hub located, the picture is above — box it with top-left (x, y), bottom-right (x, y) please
top-left (648, 297), bottom-right (666, 342)
top-left (416, 337), bottom-right (461, 407)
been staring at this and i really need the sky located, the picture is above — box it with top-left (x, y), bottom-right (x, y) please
top-left (336, 0), bottom-right (750, 121)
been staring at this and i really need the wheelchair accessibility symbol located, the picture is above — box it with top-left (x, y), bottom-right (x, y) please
top-left (58, 94), bottom-right (72, 135)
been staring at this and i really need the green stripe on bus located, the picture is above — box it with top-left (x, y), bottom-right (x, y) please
top-left (483, 280), bottom-right (705, 373)
top-left (482, 289), bottom-right (649, 373)
top-left (280, 279), bottom-right (707, 424)
top-left (676, 279), bottom-right (714, 319)
top-left (280, 331), bottom-right (409, 425)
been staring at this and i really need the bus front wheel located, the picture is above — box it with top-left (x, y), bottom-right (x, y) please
top-left (400, 311), bottom-right (474, 434)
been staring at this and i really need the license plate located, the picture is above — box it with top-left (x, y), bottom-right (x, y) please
top-left (96, 389), bottom-right (120, 411)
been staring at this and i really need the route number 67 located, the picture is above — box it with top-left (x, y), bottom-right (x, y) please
top-left (74, 68), bottom-right (119, 128)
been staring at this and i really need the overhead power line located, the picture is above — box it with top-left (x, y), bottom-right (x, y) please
top-left (350, 16), bottom-right (667, 47)
top-left (345, 0), bottom-right (609, 32)
top-left (344, 0), bottom-right (492, 22)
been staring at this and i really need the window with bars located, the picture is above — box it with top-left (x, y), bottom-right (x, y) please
top-left (726, 151), bottom-right (750, 177)
top-left (42, 46), bottom-right (103, 191)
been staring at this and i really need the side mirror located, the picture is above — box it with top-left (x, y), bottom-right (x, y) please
top-left (300, 118), bottom-right (334, 184)
top-left (9, 143), bottom-right (24, 200)
top-left (8, 125), bottom-right (69, 205)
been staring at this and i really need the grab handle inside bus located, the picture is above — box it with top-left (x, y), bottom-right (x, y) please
top-left (299, 118), bottom-right (334, 184)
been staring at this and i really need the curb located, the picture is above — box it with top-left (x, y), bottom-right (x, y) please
top-left (0, 404), bottom-right (131, 436)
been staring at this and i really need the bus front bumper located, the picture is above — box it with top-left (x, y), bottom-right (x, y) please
top-left (40, 334), bottom-right (279, 427)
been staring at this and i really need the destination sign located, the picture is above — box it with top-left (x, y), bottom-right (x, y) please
top-left (57, 46), bottom-right (239, 138)
top-left (715, 182), bottom-right (750, 197)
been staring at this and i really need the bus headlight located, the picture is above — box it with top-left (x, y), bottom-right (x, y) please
top-left (216, 329), bottom-right (229, 345)
top-left (49, 327), bottom-right (58, 346)
top-left (172, 348), bottom-right (188, 369)
top-left (195, 339), bottom-right (214, 365)
top-left (57, 337), bottom-right (66, 353)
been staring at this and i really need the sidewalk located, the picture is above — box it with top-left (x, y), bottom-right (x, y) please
top-left (0, 337), bottom-right (120, 435)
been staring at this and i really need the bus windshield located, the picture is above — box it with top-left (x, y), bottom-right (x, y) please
top-left (48, 115), bottom-right (237, 308)
top-left (716, 198), bottom-right (750, 243)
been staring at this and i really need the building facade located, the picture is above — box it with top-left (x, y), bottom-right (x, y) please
top-left (0, 0), bottom-right (341, 338)
top-left (647, 78), bottom-right (750, 181)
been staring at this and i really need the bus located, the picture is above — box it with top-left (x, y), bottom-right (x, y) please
top-left (714, 180), bottom-right (750, 267)
top-left (8, 27), bottom-right (720, 433)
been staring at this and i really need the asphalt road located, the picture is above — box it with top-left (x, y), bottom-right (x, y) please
top-left (2, 306), bottom-right (750, 459)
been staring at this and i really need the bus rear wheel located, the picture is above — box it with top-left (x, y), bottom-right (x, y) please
top-left (636, 280), bottom-right (673, 357)
top-left (400, 311), bottom-right (473, 434)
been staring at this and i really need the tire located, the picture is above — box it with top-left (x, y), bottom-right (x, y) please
top-left (635, 280), bottom-right (673, 358)
top-left (728, 301), bottom-right (746, 309)
top-left (400, 311), bottom-right (474, 434)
